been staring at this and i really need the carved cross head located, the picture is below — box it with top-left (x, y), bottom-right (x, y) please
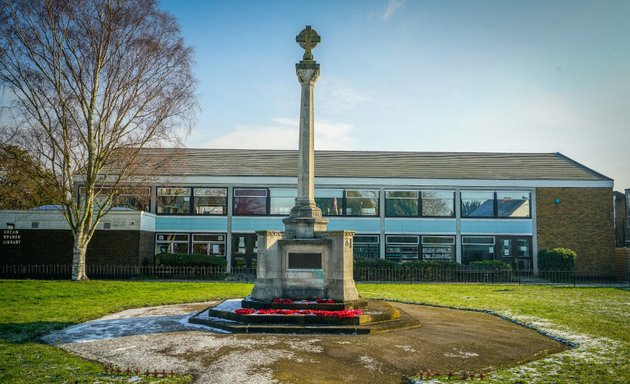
top-left (296, 25), bottom-right (320, 61)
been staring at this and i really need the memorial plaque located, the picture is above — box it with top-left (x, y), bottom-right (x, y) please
top-left (288, 252), bottom-right (322, 269)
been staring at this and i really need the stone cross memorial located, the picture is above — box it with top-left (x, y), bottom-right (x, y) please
top-left (250, 26), bottom-right (359, 303)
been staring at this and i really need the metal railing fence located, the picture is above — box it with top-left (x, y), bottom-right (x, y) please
top-left (0, 264), bottom-right (626, 286)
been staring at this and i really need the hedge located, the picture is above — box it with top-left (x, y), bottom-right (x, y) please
top-left (155, 252), bottom-right (227, 267)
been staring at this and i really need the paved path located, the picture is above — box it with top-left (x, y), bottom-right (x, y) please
top-left (43, 301), bottom-right (566, 384)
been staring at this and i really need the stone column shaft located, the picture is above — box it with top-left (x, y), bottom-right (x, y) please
top-left (296, 65), bottom-right (318, 207)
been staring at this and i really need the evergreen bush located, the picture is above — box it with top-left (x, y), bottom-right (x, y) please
top-left (538, 248), bottom-right (576, 271)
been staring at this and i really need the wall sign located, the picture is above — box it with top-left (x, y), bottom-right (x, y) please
top-left (3, 229), bottom-right (21, 245)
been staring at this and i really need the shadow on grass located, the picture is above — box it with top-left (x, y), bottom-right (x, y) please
top-left (0, 322), bottom-right (74, 344)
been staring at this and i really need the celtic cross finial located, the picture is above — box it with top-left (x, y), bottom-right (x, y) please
top-left (296, 25), bottom-right (320, 61)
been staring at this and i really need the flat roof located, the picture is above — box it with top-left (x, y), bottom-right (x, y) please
top-left (133, 148), bottom-right (611, 181)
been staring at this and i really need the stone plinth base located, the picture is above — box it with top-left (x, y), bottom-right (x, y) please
top-left (251, 230), bottom-right (359, 303)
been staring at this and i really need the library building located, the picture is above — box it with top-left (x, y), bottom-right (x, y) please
top-left (0, 148), bottom-right (617, 277)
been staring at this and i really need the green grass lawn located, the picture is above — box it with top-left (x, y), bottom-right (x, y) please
top-left (0, 280), bottom-right (628, 383)
top-left (359, 284), bottom-right (630, 383)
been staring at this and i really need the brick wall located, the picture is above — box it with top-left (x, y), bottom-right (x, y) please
top-left (0, 229), bottom-right (154, 265)
top-left (536, 187), bottom-right (615, 276)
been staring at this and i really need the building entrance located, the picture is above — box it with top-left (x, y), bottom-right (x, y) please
top-left (231, 233), bottom-right (257, 269)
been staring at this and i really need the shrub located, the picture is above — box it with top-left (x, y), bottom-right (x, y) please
top-left (400, 260), bottom-right (459, 269)
top-left (155, 252), bottom-right (227, 267)
top-left (354, 258), bottom-right (400, 269)
top-left (538, 248), bottom-right (576, 271)
top-left (467, 259), bottom-right (512, 270)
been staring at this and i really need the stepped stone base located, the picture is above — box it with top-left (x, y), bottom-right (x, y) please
top-left (189, 299), bottom-right (421, 335)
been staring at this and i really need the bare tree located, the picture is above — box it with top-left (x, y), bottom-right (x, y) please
top-left (0, 0), bottom-right (196, 280)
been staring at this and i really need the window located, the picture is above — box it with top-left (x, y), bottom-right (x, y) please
top-left (421, 236), bottom-right (455, 261)
top-left (422, 190), bottom-right (454, 217)
top-left (497, 191), bottom-right (530, 218)
top-left (386, 191), bottom-right (418, 217)
top-left (270, 188), bottom-right (296, 215)
top-left (155, 233), bottom-right (189, 254)
top-left (385, 235), bottom-right (419, 261)
top-left (157, 187), bottom-right (191, 214)
top-left (79, 186), bottom-right (150, 211)
top-left (193, 188), bottom-right (227, 215)
top-left (315, 189), bottom-right (343, 216)
top-left (192, 234), bottom-right (226, 256)
top-left (233, 189), bottom-right (268, 215)
top-left (461, 236), bottom-right (495, 264)
top-left (461, 191), bottom-right (494, 217)
top-left (345, 190), bottom-right (379, 216)
top-left (353, 235), bottom-right (380, 259)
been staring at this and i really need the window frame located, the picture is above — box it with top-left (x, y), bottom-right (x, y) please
top-left (233, 188), bottom-right (270, 216)
top-left (344, 189), bottom-right (380, 217)
top-left (269, 188), bottom-right (297, 216)
top-left (385, 190), bottom-right (419, 217)
top-left (353, 234), bottom-right (380, 259)
top-left (192, 187), bottom-right (228, 216)
top-left (315, 189), bottom-right (344, 216)
top-left (496, 191), bottom-right (531, 219)
top-left (156, 187), bottom-right (192, 215)
top-left (420, 190), bottom-right (455, 218)
top-left (385, 234), bottom-right (420, 262)
top-left (460, 191), bottom-right (496, 218)
top-left (421, 235), bottom-right (455, 261)
top-left (191, 233), bottom-right (227, 257)
top-left (155, 233), bottom-right (190, 254)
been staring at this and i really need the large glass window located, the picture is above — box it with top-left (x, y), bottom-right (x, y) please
top-left (345, 190), bottom-right (379, 216)
top-left (422, 190), bottom-right (454, 217)
top-left (386, 191), bottom-right (419, 217)
top-left (270, 188), bottom-right (296, 215)
top-left (461, 191), bottom-right (494, 217)
top-left (497, 191), bottom-right (530, 218)
top-left (315, 189), bottom-right (343, 216)
top-left (385, 235), bottom-right (419, 262)
top-left (192, 233), bottom-right (226, 256)
top-left (79, 186), bottom-right (150, 211)
top-left (155, 233), bottom-right (189, 254)
top-left (461, 236), bottom-right (495, 264)
top-left (353, 235), bottom-right (380, 259)
top-left (194, 188), bottom-right (227, 215)
top-left (233, 188), bottom-right (268, 215)
top-left (421, 236), bottom-right (455, 261)
top-left (157, 187), bottom-right (191, 214)
top-left (113, 188), bottom-right (151, 211)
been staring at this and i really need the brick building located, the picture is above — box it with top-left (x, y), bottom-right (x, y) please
top-left (0, 149), bottom-right (616, 276)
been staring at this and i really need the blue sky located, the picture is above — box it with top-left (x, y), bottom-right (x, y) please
top-left (160, 0), bottom-right (630, 190)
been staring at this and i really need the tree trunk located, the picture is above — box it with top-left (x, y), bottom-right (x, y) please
top-left (72, 240), bottom-right (89, 281)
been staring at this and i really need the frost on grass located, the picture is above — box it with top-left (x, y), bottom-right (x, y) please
top-left (484, 311), bottom-right (626, 383)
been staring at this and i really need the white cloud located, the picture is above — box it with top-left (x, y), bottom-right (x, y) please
top-left (316, 77), bottom-right (372, 114)
top-left (201, 117), bottom-right (357, 150)
top-left (382, 0), bottom-right (405, 20)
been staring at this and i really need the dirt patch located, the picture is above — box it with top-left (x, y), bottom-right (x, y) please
top-left (45, 301), bottom-right (566, 384)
